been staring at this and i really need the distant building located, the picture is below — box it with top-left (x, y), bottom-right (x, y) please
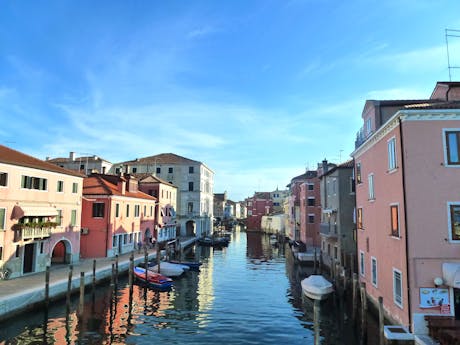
top-left (81, 173), bottom-right (156, 258)
top-left (213, 192), bottom-right (227, 221)
top-left (271, 188), bottom-right (289, 213)
top-left (135, 173), bottom-right (178, 243)
top-left (47, 151), bottom-right (113, 175)
top-left (318, 159), bottom-right (356, 272)
top-left (246, 192), bottom-right (273, 231)
top-left (111, 153), bottom-right (213, 238)
top-left (0, 145), bottom-right (83, 278)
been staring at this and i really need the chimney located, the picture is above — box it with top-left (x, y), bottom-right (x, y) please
top-left (117, 176), bottom-right (126, 195)
top-left (70, 152), bottom-right (76, 161)
top-left (322, 159), bottom-right (328, 174)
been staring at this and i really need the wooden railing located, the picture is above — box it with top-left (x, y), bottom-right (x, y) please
top-left (22, 226), bottom-right (52, 240)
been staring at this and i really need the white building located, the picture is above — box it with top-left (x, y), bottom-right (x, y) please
top-left (111, 153), bottom-right (214, 238)
top-left (47, 152), bottom-right (113, 176)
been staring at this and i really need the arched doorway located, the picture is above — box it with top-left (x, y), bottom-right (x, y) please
top-left (51, 240), bottom-right (71, 264)
top-left (185, 220), bottom-right (196, 237)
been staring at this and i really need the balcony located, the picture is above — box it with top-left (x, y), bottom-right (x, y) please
top-left (22, 226), bottom-right (52, 240)
top-left (319, 223), bottom-right (338, 239)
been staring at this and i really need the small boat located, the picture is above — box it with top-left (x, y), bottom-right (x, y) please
top-left (168, 260), bottom-right (202, 271)
top-left (197, 237), bottom-right (213, 246)
top-left (133, 266), bottom-right (173, 289)
top-left (301, 275), bottom-right (334, 300)
top-left (149, 261), bottom-right (186, 277)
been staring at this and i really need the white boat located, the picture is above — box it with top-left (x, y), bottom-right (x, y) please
top-left (149, 261), bottom-right (186, 277)
top-left (301, 275), bottom-right (334, 300)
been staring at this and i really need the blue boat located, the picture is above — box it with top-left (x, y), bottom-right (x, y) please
top-left (133, 266), bottom-right (173, 290)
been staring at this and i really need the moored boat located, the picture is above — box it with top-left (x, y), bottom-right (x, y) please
top-left (301, 275), bottom-right (333, 300)
top-left (133, 266), bottom-right (173, 289)
top-left (149, 261), bottom-right (187, 277)
top-left (168, 260), bottom-right (202, 270)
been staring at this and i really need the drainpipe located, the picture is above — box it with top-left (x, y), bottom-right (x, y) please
top-left (399, 116), bottom-right (412, 332)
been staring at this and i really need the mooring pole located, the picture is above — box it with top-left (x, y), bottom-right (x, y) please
top-left (78, 272), bottom-right (85, 316)
top-left (44, 266), bottom-right (50, 310)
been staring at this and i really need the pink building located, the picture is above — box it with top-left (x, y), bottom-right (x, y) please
top-left (81, 173), bottom-right (156, 258)
top-left (351, 82), bottom-right (460, 336)
top-left (246, 192), bottom-right (273, 231)
top-left (0, 145), bottom-right (83, 278)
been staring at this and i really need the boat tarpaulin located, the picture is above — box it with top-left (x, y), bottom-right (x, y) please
top-left (442, 262), bottom-right (460, 288)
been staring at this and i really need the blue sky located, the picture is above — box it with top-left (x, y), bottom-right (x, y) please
top-left (1, 1), bottom-right (460, 201)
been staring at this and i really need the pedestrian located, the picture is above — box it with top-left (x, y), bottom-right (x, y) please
top-left (137, 240), bottom-right (142, 253)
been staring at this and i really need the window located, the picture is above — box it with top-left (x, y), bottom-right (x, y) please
top-left (150, 206), bottom-right (153, 217)
top-left (57, 180), bottom-right (64, 192)
top-left (371, 257), bottom-right (378, 287)
top-left (308, 214), bottom-right (314, 223)
top-left (368, 174), bottom-right (375, 200)
top-left (350, 176), bottom-right (356, 193)
top-left (356, 163), bottom-right (362, 184)
top-left (56, 210), bottom-right (62, 225)
top-left (40, 241), bottom-right (44, 254)
top-left (15, 245), bottom-right (20, 258)
top-left (134, 205), bottom-right (140, 217)
top-left (189, 182), bottom-right (194, 191)
top-left (143, 205), bottom-right (146, 217)
top-left (449, 203), bottom-right (460, 241)
top-left (188, 202), bottom-right (193, 213)
top-left (115, 168), bottom-right (120, 174)
top-left (360, 251), bottom-right (365, 276)
top-left (115, 203), bottom-right (120, 217)
top-left (168, 167), bottom-right (173, 173)
top-left (307, 197), bottom-right (315, 206)
top-left (189, 166), bottom-right (194, 173)
top-left (0, 208), bottom-right (5, 230)
top-left (0, 172), bottom-right (8, 186)
top-left (132, 167), bottom-right (137, 173)
top-left (21, 175), bottom-right (47, 190)
top-left (366, 118), bottom-right (372, 135)
top-left (445, 130), bottom-right (460, 165)
top-left (388, 137), bottom-right (397, 170)
top-left (308, 183), bottom-right (314, 191)
top-left (126, 204), bottom-right (130, 217)
top-left (0, 246), bottom-right (2, 260)
top-left (393, 269), bottom-right (403, 307)
top-left (357, 208), bottom-right (363, 230)
top-left (156, 167), bottom-right (161, 174)
top-left (92, 203), bottom-right (105, 218)
top-left (72, 182), bottom-right (78, 193)
top-left (391, 205), bottom-right (400, 237)
top-left (334, 246), bottom-right (338, 260)
top-left (71, 210), bottom-right (77, 226)
top-left (113, 235), bottom-right (118, 247)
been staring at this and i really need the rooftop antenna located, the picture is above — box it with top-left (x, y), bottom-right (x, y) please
top-left (445, 28), bottom-right (460, 81)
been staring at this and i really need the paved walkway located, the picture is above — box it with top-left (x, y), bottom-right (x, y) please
top-left (0, 236), bottom-right (197, 321)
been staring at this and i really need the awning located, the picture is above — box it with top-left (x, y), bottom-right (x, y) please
top-left (11, 205), bottom-right (58, 220)
top-left (442, 262), bottom-right (460, 288)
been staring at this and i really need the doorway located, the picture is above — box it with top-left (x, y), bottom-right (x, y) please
top-left (454, 288), bottom-right (460, 320)
top-left (23, 243), bottom-right (35, 274)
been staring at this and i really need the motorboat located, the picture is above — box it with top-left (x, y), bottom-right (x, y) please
top-left (149, 261), bottom-right (187, 277)
top-left (301, 275), bottom-right (334, 300)
top-left (168, 259), bottom-right (202, 271)
top-left (133, 266), bottom-right (173, 289)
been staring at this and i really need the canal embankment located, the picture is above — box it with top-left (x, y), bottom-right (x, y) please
top-left (0, 236), bottom-right (197, 322)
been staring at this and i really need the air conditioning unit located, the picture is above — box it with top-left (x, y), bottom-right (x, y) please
top-left (81, 228), bottom-right (89, 235)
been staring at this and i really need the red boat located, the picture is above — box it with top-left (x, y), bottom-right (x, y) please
top-left (133, 266), bottom-right (173, 289)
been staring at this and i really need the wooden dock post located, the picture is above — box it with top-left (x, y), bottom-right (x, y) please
top-left (92, 259), bottom-right (96, 292)
top-left (314, 248), bottom-right (317, 274)
top-left (66, 265), bottom-right (73, 312)
top-left (352, 273), bottom-right (358, 323)
top-left (144, 249), bottom-right (149, 281)
top-left (378, 296), bottom-right (384, 345)
top-left (44, 266), bottom-right (50, 309)
top-left (129, 253), bottom-right (134, 296)
top-left (78, 272), bottom-right (85, 316)
top-left (115, 255), bottom-right (119, 286)
top-left (360, 282), bottom-right (368, 343)
top-left (156, 239), bottom-right (161, 273)
top-left (319, 250), bottom-right (323, 274)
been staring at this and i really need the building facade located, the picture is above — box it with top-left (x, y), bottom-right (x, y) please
top-left (351, 81), bottom-right (460, 334)
top-left (318, 159), bottom-right (356, 272)
top-left (0, 145), bottom-right (83, 278)
top-left (246, 192), bottom-right (273, 231)
top-left (81, 173), bottom-right (156, 258)
top-left (111, 153), bottom-right (213, 238)
top-left (47, 151), bottom-right (113, 175)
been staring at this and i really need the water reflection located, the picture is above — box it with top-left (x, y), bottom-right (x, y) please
top-left (1, 230), bottom-right (379, 345)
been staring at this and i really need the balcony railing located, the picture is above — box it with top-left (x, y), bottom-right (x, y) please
top-left (319, 223), bottom-right (338, 238)
top-left (22, 226), bottom-right (52, 240)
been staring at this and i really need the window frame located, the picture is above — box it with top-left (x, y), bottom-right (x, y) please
top-left (0, 207), bottom-right (5, 230)
top-left (444, 129), bottom-right (460, 166)
top-left (371, 256), bottom-right (378, 287)
top-left (72, 182), bottom-right (78, 193)
top-left (368, 173), bottom-right (375, 200)
top-left (393, 268), bottom-right (403, 308)
top-left (390, 204), bottom-right (400, 238)
top-left (71, 210), bottom-right (77, 226)
top-left (360, 251), bottom-right (365, 277)
top-left (57, 180), bottom-right (64, 192)
top-left (356, 163), bottom-right (362, 184)
top-left (388, 137), bottom-right (397, 171)
top-left (92, 202), bottom-right (105, 218)
top-left (448, 202), bottom-right (460, 242)
top-left (357, 207), bottom-right (363, 230)
top-left (0, 172), bottom-right (8, 187)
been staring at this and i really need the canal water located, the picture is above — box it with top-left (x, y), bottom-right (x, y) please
top-left (0, 229), bottom-right (378, 344)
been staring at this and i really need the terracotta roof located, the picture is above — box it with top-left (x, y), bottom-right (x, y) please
top-left (0, 145), bottom-right (84, 178)
top-left (318, 159), bottom-right (354, 178)
top-left (120, 153), bottom-right (201, 165)
top-left (291, 170), bottom-right (317, 182)
top-left (83, 174), bottom-right (157, 200)
top-left (47, 155), bottom-right (110, 163)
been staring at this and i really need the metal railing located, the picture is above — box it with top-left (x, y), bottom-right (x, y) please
top-left (22, 226), bottom-right (52, 240)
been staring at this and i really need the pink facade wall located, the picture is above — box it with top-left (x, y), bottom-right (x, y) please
top-left (355, 124), bottom-right (409, 327)
top-left (247, 197), bottom-right (273, 231)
